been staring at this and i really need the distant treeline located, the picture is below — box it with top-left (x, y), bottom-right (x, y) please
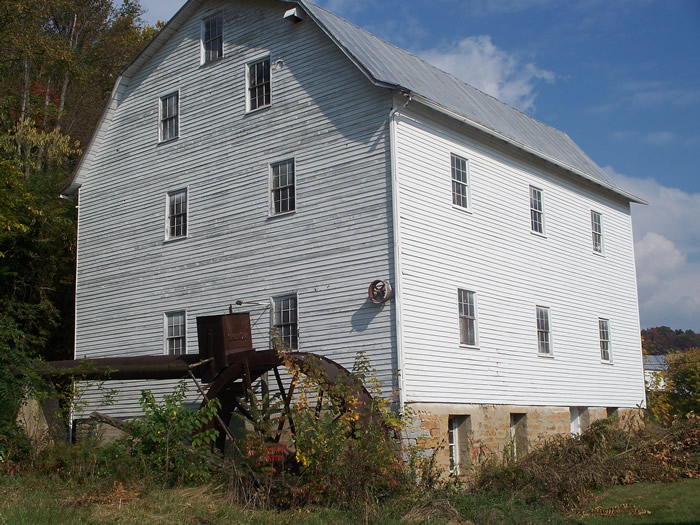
top-left (642, 326), bottom-right (700, 355)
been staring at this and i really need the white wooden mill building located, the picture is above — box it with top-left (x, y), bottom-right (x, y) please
top-left (63, 0), bottom-right (647, 471)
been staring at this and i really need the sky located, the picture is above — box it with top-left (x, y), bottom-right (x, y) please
top-left (138, 0), bottom-right (700, 331)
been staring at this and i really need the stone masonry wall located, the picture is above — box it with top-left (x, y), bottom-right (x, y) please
top-left (405, 403), bottom-right (641, 473)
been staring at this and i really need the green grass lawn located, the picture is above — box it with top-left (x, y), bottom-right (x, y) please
top-left (580, 479), bottom-right (700, 525)
top-left (2, 476), bottom-right (699, 524)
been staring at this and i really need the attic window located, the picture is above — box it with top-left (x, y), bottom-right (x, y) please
top-left (160, 92), bottom-right (179, 141)
top-left (451, 154), bottom-right (470, 209)
top-left (530, 186), bottom-right (544, 234)
top-left (591, 210), bottom-right (603, 253)
top-left (247, 57), bottom-right (270, 111)
top-left (202, 14), bottom-right (223, 64)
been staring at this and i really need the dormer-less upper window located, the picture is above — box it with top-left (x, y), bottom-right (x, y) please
top-left (451, 154), bottom-right (470, 209)
top-left (247, 57), bottom-right (271, 111)
top-left (160, 92), bottom-right (179, 141)
top-left (202, 14), bottom-right (223, 64)
top-left (530, 186), bottom-right (544, 234)
top-left (591, 210), bottom-right (603, 253)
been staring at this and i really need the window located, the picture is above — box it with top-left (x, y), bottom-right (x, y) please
top-left (536, 306), bottom-right (551, 355)
top-left (591, 210), bottom-right (603, 253)
top-left (530, 186), bottom-right (544, 234)
top-left (160, 92), bottom-right (179, 141)
top-left (273, 295), bottom-right (298, 349)
top-left (165, 311), bottom-right (186, 355)
top-left (270, 159), bottom-right (295, 214)
top-left (448, 415), bottom-right (471, 475)
top-left (599, 318), bottom-right (611, 361)
top-left (202, 14), bottom-right (223, 63)
top-left (510, 413), bottom-right (528, 457)
top-left (451, 154), bottom-right (470, 209)
top-left (570, 407), bottom-right (589, 435)
top-left (458, 289), bottom-right (477, 346)
top-left (167, 189), bottom-right (187, 239)
top-left (247, 57), bottom-right (270, 111)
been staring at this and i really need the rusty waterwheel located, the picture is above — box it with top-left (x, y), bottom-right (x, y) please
top-left (200, 349), bottom-right (375, 453)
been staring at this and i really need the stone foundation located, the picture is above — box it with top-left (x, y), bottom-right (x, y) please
top-left (404, 403), bottom-right (643, 474)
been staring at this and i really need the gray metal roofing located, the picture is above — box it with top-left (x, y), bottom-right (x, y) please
top-left (644, 355), bottom-right (668, 371)
top-left (299, 1), bottom-right (643, 201)
top-left (64, 0), bottom-right (642, 203)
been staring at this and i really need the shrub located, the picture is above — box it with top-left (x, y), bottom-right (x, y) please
top-left (474, 414), bottom-right (700, 511)
top-left (126, 380), bottom-right (220, 486)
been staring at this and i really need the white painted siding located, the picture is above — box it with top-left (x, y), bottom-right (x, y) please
top-left (74, 0), bottom-right (396, 417)
top-left (394, 104), bottom-right (645, 408)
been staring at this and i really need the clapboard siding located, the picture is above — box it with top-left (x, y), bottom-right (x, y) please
top-left (74, 0), bottom-right (396, 417)
top-left (394, 104), bottom-right (644, 408)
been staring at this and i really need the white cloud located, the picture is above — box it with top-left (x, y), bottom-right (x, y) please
top-left (612, 130), bottom-right (680, 147)
top-left (604, 166), bottom-right (700, 330)
top-left (643, 131), bottom-right (677, 146)
top-left (418, 36), bottom-right (554, 113)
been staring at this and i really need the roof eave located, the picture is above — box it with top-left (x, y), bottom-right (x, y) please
top-left (62, 0), bottom-right (208, 197)
top-left (411, 94), bottom-right (647, 205)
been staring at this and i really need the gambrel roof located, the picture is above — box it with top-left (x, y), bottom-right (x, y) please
top-left (63, 0), bottom-right (644, 204)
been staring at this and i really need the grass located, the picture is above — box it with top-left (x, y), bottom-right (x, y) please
top-left (580, 479), bottom-right (700, 525)
top-left (2, 474), bottom-right (700, 524)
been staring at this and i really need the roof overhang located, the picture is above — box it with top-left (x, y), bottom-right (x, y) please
top-left (410, 94), bottom-right (647, 205)
top-left (296, 0), bottom-right (646, 206)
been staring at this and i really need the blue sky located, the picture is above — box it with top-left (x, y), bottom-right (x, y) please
top-left (139, 0), bottom-right (700, 331)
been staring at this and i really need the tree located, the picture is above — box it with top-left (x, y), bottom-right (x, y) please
top-left (0, 1), bottom-right (157, 444)
top-left (642, 326), bottom-right (700, 355)
top-left (647, 348), bottom-right (700, 425)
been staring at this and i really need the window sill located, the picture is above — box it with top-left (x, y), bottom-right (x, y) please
top-left (268, 210), bottom-right (296, 219)
top-left (163, 235), bottom-right (189, 244)
top-left (530, 231), bottom-right (547, 239)
top-left (452, 205), bottom-right (473, 215)
top-left (600, 360), bottom-right (614, 365)
top-left (158, 136), bottom-right (180, 146)
top-left (199, 56), bottom-right (226, 68)
top-left (592, 250), bottom-right (605, 257)
top-left (537, 353), bottom-right (554, 358)
top-left (245, 104), bottom-right (271, 116)
top-left (459, 344), bottom-right (480, 350)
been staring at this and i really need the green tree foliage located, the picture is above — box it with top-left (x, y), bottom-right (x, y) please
top-left (642, 326), bottom-right (700, 355)
top-left (647, 348), bottom-right (700, 425)
top-left (0, 0), bottom-right (157, 442)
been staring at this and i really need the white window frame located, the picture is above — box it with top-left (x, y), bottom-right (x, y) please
top-left (448, 415), bottom-right (459, 474)
top-left (570, 407), bottom-right (581, 434)
top-left (164, 310), bottom-right (187, 355)
top-left (201, 13), bottom-right (223, 64)
top-left (159, 91), bottom-right (179, 142)
top-left (529, 186), bottom-right (545, 235)
top-left (271, 293), bottom-right (298, 350)
top-left (269, 158), bottom-right (296, 216)
top-left (165, 187), bottom-right (188, 240)
top-left (599, 318), bottom-right (612, 362)
top-left (591, 210), bottom-right (603, 254)
top-left (245, 56), bottom-right (271, 112)
top-left (451, 153), bottom-right (471, 210)
top-left (458, 288), bottom-right (478, 347)
top-left (536, 306), bottom-right (552, 356)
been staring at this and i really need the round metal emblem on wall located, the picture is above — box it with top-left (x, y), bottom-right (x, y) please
top-left (368, 280), bottom-right (393, 304)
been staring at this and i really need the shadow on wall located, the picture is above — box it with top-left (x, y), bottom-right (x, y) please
top-left (351, 297), bottom-right (384, 332)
